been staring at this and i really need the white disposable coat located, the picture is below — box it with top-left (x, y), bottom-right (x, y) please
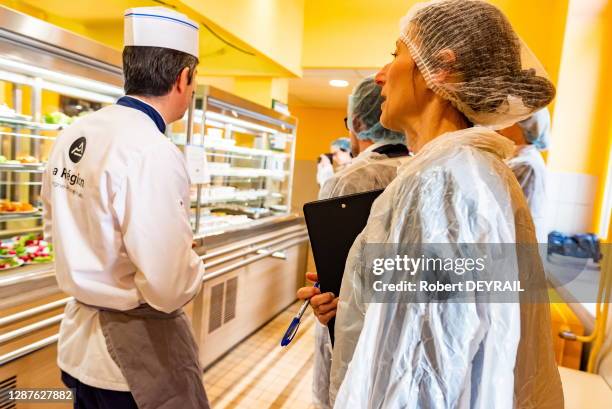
top-left (506, 145), bottom-right (547, 243)
top-left (329, 127), bottom-right (563, 409)
top-left (317, 156), bottom-right (335, 187)
top-left (313, 143), bottom-right (411, 409)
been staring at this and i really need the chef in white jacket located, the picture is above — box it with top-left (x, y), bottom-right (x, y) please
top-left (298, 77), bottom-right (410, 409)
top-left (42, 7), bottom-right (208, 409)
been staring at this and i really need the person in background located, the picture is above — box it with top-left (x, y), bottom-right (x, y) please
top-left (500, 108), bottom-right (551, 243)
top-left (316, 137), bottom-right (353, 187)
top-left (41, 7), bottom-right (208, 409)
top-left (298, 76), bottom-right (410, 409)
top-left (311, 0), bottom-right (563, 407)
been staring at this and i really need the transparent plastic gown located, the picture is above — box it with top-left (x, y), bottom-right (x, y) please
top-left (329, 127), bottom-right (563, 409)
top-left (313, 146), bottom-right (410, 409)
top-left (506, 145), bottom-right (547, 243)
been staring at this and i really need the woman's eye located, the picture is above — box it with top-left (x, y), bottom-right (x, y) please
top-left (391, 52), bottom-right (398, 58)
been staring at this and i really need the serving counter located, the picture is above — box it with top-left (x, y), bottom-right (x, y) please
top-left (0, 6), bottom-right (308, 398)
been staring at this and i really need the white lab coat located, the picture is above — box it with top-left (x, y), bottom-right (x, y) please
top-left (317, 156), bottom-right (336, 187)
top-left (329, 127), bottom-right (563, 409)
top-left (42, 104), bottom-right (204, 390)
top-left (313, 143), bottom-right (411, 409)
top-left (506, 145), bottom-right (547, 243)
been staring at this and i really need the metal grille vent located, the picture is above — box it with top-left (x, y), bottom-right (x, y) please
top-left (224, 277), bottom-right (238, 323)
top-left (0, 375), bottom-right (17, 409)
top-left (208, 282), bottom-right (225, 333)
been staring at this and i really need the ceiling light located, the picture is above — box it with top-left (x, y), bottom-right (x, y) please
top-left (329, 79), bottom-right (349, 88)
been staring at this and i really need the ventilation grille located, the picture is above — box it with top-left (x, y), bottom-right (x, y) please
top-left (208, 283), bottom-right (225, 333)
top-left (224, 277), bottom-right (238, 323)
top-left (208, 276), bottom-right (239, 334)
top-left (0, 375), bottom-right (17, 409)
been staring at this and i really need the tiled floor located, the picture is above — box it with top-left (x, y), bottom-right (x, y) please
top-left (203, 302), bottom-right (317, 409)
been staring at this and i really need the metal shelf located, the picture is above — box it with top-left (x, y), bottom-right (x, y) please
top-left (0, 130), bottom-right (56, 141)
top-left (208, 167), bottom-right (288, 179)
top-left (0, 163), bottom-right (45, 172)
top-left (0, 212), bottom-right (41, 222)
top-left (0, 116), bottom-right (61, 131)
top-left (0, 181), bottom-right (42, 186)
top-left (193, 189), bottom-right (270, 205)
top-left (204, 141), bottom-right (288, 159)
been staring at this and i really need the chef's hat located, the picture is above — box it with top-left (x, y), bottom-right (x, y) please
top-left (124, 7), bottom-right (199, 58)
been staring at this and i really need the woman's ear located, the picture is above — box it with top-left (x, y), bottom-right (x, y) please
top-left (431, 48), bottom-right (456, 84)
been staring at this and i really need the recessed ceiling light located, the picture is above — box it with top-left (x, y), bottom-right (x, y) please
top-left (329, 79), bottom-right (349, 88)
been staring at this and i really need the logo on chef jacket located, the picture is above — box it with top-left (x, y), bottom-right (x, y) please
top-left (69, 137), bottom-right (86, 163)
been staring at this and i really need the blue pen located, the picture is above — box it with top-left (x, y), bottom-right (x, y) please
top-left (281, 282), bottom-right (320, 347)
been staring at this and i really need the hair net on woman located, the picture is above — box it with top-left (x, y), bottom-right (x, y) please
top-left (311, 77), bottom-right (410, 409)
top-left (347, 78), bottom-right (406, 144)
top-left (331, 137), bottom-right (351, 152)
top-left (400, 0), bottom-right (555, 130)
top-left (329, 1), bottom-right (562, 408)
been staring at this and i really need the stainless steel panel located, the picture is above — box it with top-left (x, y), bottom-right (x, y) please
top-left (0, 230), bottom-right (309, 365)
top-left (197, 241), bottom-right (308, 367)
top-left (0, 6), bottom-right (123, 87)
top-left (0, 6), bottom-right (122, 68)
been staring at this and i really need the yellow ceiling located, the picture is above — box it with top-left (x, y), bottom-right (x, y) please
top-left (18, 0), bottom-right (151, 22)
top-left (1, 0), bottom-right (572, 109)
top-left (3, 0), bottom-right (298, 77)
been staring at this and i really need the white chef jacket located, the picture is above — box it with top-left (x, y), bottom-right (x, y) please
top-left (41, 101), bottom-right (204, 390)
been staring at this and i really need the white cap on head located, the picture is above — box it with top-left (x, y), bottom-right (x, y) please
top-left (124, 7), bottom-right (199, 58)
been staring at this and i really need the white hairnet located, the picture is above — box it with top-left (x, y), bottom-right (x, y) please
top-left (347, 77), bottom-right (406, 144)
top-left (399, 0), bottom-right (555, 130)
top-left (517, 108), bottom-right (551, 150)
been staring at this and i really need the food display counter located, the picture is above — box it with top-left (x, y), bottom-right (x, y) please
top-left (0, 6), bottom-right (307, 392)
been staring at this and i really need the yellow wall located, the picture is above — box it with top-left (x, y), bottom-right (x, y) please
top-left (181, 0), bottom-right (305, 76)
top-left (302, 0), bottom-right (569, 86)
top-left (290, 106), bottom-right (347, 161)
top-left (233, 77), bottom-right (289, 108)
top-left (548, 0), bottom-right (612, 235)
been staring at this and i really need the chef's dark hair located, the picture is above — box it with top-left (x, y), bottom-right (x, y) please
top-left (122, 46), bottom-right (198, 97)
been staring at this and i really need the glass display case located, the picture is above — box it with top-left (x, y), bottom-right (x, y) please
top-left (0, 6), bottom-right (306, 375)
top-left (0, 6), bottom-right (299, 278)
top-left (0, 5), bottom-right (123, 276)
top-left (170, 86), bottom-right (297, 238)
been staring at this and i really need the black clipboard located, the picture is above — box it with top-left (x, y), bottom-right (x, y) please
top-left (303, 188), bottom-right (384, 345)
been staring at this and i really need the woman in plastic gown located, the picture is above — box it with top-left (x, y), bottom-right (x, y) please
top-left (502, 109), bottom-right (551, 243)
top-left (325, 1), bottom-right (564, 408)
top-left (316, 137), bottom-right (354, 187)
top-left (299, 76), bottom-right (411, 409)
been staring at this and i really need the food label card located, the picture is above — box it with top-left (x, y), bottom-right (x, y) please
top-left (184, 145), bottom-right (210, 184)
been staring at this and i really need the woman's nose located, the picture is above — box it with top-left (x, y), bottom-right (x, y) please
top-left (375, 64), bottom-right (389, 86)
